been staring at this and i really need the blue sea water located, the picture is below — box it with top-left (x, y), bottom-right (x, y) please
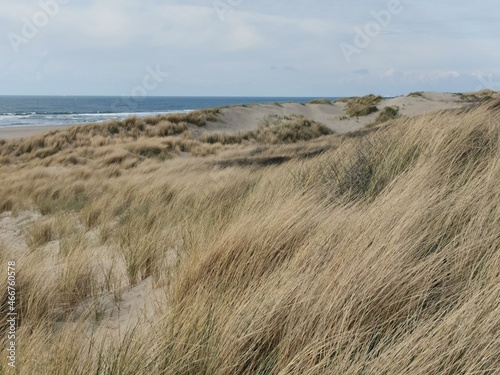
top-left (0, 96), bottom-right (336, 128)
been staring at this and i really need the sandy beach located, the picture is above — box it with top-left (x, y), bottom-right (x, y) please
top-left (0, 92), bottom-right (469, 140)
top-left (0, 124), bottom-right (74, 140)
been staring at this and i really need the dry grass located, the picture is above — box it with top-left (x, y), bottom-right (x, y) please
top-left (0, 109), bottom-right (218, 164)
top-left (26, 220), bottom-right (55, 249)
top-left (0, 98), bottom-right (499, 374)
top-left (200, 115), bottom-right (333, 145)
top-left (408, 91), bottom-right (425, 98)
top-left (457, 89), bottom-right (496, 103)
top-left (372, 106), bottom-right (400, 125)
top-left (308, 99), bottom-right (333, 105)
top-left (345, 94), bottom-right (382, 117)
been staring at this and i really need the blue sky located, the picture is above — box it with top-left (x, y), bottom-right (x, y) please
top-left (1, 0), bottom-right (499, 96)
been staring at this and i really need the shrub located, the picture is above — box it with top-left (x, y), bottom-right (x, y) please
top-left (408, 91), bottom-right (424, 97)
top-left (145, 120), bottom-right (188, 137)
top-left (345, 94), bottom-right (382, 117)
top-left (373, 106), bottom-right (399, 124)
top-left (201, 115), bottom-right (333, 145)
top-left (166, 109), bottom-right (220, 126)
top-left (308, 98), bottom-right (333, 105)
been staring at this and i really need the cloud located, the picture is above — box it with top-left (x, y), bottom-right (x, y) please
top-left (417, 71), bottom-right (462, 81)
top-left (381, 68), bottom-right (396, 78)
top-left (220, 20), bottom-right (268, 51)
top-left (0, 0), bottom-right (498, 95)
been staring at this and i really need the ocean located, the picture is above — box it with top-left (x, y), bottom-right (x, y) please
top-left (0, 96), bottom-right (333, 128)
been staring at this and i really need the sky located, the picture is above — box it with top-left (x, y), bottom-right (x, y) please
top-left (0, 0), bottom-right (499, 97)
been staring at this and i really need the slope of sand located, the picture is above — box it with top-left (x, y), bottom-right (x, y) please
top-left (0, 124), bottom-right (74, 140)
top-left (0, 209), bottom-right (165, 336)
top-left (201, 92), bottom-right (465, 136)
top-left (0, 92), bottom-right (469, 140)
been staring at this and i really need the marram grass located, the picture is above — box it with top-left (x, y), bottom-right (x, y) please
top-left (0, 99), bottom-right (498, 374)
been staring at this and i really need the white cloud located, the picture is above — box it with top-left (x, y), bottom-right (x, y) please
top-left (297, 18), bottom-right (335, 36)
top-left (417, 71), bottom-right (462, 81)
top-left (381, 68), bottom-right (397, 78)
top-left (222, 22), bottom-right (268, 51)
top-left (0, 0), bottom-right (499, 95)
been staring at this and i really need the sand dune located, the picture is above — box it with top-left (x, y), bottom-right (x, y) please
top-left (202, 92), bottom-right (466, 135)
top-left (0, 92), bottom-right (473, 140)
top-left (0, 94), bottom-right (498, 374)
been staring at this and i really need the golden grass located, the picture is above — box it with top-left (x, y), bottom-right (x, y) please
top-left (458, 89), bottom-right (496, 102)
top-left (373, 106), bottom-right (399, 125)
top-left (308, 99), bottom-right (333, 105)
top-left (26, 220), bottom-right (55, 249)
top-left (0, 98), bottom-right (499, 374)
top-left (345, 94), bottom-right (383, 117)
top-left (408, 91), bottom-right (425, 98)
top-left (0, 109), bottom-right (218, 164)
top-left (200, 115), bottom-right (333, 145)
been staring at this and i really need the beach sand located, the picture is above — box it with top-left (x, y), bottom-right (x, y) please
top-left (202, 92), bottom-right (465, 135)
top-left (0, 92), bottom-right (468, 140)
top-left (0, 124), bottom-right (74, 140)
